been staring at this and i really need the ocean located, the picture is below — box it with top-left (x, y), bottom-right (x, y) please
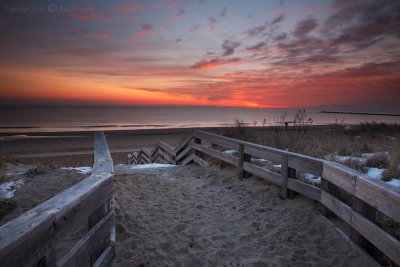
top-left (0, 105), bottom-right (399, 134)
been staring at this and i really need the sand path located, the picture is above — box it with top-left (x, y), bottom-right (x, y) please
top-left (112, 164), bottom-right (378, 266)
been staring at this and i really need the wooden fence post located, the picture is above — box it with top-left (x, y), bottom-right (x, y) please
top-left (280, 155), bottom-right (289, 199)
top-left (280, 156), bottom-right (297, 199)
top-left (238, 144), bottom-right (252, 179)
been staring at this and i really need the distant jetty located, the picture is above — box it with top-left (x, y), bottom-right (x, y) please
top-left (319, 110), bottom-right (400, 117)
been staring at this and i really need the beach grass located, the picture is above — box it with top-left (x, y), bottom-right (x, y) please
top-left (223, 119), bottom-right (400, 177)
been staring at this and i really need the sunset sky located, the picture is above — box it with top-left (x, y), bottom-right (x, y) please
top-left (1, 0), bottom-right (399, 111)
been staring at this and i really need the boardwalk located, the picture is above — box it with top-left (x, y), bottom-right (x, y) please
top-left (112, 164), bottom-right (377, 266)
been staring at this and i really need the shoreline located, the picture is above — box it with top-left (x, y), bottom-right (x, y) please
top-left (0, 123), bottom-right (350, 137)
top-left (320, 110), bottom-right (400, 116)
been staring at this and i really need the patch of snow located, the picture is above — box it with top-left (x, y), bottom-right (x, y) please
top-left (61, 167), bottom-right (92, 174)
top-left (251, 158), bottom-right (271, 163)
top-left (304, 173), bottom-right (321, 185)
top-left (366, 168), bottom-right (385, 179)
top-left (334, 155), bottom-right (366, 164)
top-left (386, 179), bottom-right (400, 188)
top-left (272, 164), bottom-right (282, 171)
top-left (131, 163), bottom-right (176, 169)
top-left (360, 152), bottom-right (388, 159)
top-left (223, 150), bottom-right (236, 155)
top-left (0, 179), bottom-right (24, 199)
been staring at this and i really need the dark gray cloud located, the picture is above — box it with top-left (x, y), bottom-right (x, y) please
top-left (219, 6), bottom-right (227, 17)
top-left (244, 23), bottom-right (268, 38)
top-left (293, 17), bottom-right (318, 37)
top-left (271, 13), bottom-right (284, 24)
top-left (323, 0), bottom-right (400, 49)
top-left (246, 41), bottom-right (267, 52)
top-left (222, 39), bottom-right (241, 56)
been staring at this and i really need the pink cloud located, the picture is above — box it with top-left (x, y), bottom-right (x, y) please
top-left (69, 10), bottom-right (105, 21)
top-left (117, 2), bottom-right (143, 13)
top-left (169, 9), bottom-right (185, 20)
top-left (191, 58), bottom-right (241, 70)
top-left (95, 33), bottom-right (111, 40)
top-left (136, 24), bottom-right (153, 37)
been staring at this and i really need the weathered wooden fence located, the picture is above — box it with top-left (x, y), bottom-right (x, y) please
top-left (128, 129), bottom-right (400, 265)
top-left (0, 132), bottom-right (115, 267)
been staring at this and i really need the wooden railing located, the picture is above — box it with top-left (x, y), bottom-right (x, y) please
top-left (0, 132), bottom-right (115, 267)
top-left (129, 129), bottom-right (400, 265)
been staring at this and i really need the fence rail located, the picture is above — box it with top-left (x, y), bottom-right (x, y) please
top-left (128, 129), bottom-right (400, 265)
top-left (0, 132), bottom-right (115, 267)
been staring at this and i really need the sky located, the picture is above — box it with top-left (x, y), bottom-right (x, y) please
top-left (0, 0), bottom-right (399, 112)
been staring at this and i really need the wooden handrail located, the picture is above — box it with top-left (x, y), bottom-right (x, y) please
top-left (0, 132), bottom-right (115, 267)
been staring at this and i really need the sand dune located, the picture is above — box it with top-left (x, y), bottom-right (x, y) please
top-left (112, 164), bottom-right (378, 266)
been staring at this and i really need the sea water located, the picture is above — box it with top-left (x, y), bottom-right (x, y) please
top-left (0, 105), bottom-right (399, 133)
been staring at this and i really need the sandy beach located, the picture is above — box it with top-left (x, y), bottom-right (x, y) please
top-left (0, 128), bottom-right (195, 166)
top-left (0, 127), bottom-right (392, 266)
top-left (111, 164), bottom-right (377, 266)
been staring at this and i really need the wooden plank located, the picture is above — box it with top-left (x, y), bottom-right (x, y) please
top-left (0, 174), bottom-right (113, 266)
top-left (195, 130), bottom-right (324, 167)
top-left (288, 156), bottom-right (322, 176)
top-left (150, 146), bottom-right (160, 158)
top-left (175, 144), bottom-right (193, 162)
top-left (53, 177), bottom-right (113, 254)
top-left (174, 134), bottom-right (194, 154)
top-left (159, 141), bottom-right (175, 156)
top-left (193, 143), bottom-right (239, 167)
top-left (192, 155), bottom-right (209, 167)
top-left (243, 162), bottom-right (281, 184)
top-left (322, 161), bottom-right (357, 194)
top-left (57, 211), bottom-right (114, 267)
top-left (355, 174), bottom-right (400, 222)
top-left (93, 132), bottom-right (113, 175)
top-left (352, 211), bottom-right (400, 265)
top-left (0, 173), bottom-right (113, 250)
top-left (141, 148), bottom-right (151, 161)
top-left (194, 131), bottom-right (239, 151)
top-left (92, 242), bottom-right (115, 267)
top-left (181, 154), bottom-right (195, 165)
top-left (244, 145), bottom-right (281, 163)
top-left (320, 191), bottom-right (352, 223)
top-left (0, 212), bottom-right (56, 267)
top-left (287, 179), bottom-right (321, 201)
top-left (159, 150), bottom-right (174, 164)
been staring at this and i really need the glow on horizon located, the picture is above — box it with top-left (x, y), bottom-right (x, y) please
top-left (0, 0), bottom-right (399, 112)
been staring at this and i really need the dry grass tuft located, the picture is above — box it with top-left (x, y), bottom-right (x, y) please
top-left (342, 159), bottom-right (365, 172)
top-left (382, 144), bottom-right (400, 181)
top-left (365, 154), bottom-right (390, 169)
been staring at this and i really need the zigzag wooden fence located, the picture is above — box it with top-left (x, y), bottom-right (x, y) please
top-left (128, 129), bottom-right (400, 265)
top-left (0, 132), bottom-right (115, 267)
